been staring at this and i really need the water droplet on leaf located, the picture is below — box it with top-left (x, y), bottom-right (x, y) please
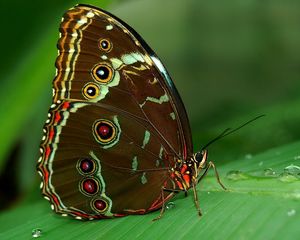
top-left (284, 164), bottom-right (300, 175)
top-left (166, 202), bottom-right (175, 210)
top-left (226, 170), bottom-right (248, 181)
top-left (287, 209), bottom-right (296, 217)
top-left (278, 172), bottom-right (298, 183)
top-left (264, 168), bottom-right (276, 176)
top-left (258, 161), bottom-right (263, 166)
top-left (32, 229), bottom-right (42, 238)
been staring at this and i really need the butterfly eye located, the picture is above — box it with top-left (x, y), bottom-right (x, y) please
top-left (77, 158), bottom-right (96, 175)
top-left (99, 39), bottom-right (112, 52)
top-left (91, 63), bottom-right (114, 84)
top-left (82, 83), bottom-right (99, 99)
top-left (80, 178), bottom-right (99, 196)
top-left (93, 119), bottom-right (117, 144)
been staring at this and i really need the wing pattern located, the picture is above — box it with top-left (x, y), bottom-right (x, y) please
top-left (37, 4), bottom-right (193, 219)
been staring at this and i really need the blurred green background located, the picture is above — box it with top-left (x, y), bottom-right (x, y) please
top-left (1, 0), bottom-right (300, 239)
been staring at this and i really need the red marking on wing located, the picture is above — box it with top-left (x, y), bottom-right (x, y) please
top-left (40, 165), bottom-right (49, 185)
top-left (114, 213), bottom-right (126, 217)
top-left (71, 210), bottom-right (92, 219)
top-left (55, 112), bottom-right (61, 123)
top-left (49, 128), bottom-right (55, 141)
top-left (44, 170), bottom-right (49, 184)
top-left (52, 194), bottom-right (60, 206)
top-left (45, 146), bottom-right (51, 160)
top-left (62, 101), bottom-right (70, 110)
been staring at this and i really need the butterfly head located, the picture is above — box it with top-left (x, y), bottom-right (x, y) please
top-left (192, 149), bottom-right (209, 179)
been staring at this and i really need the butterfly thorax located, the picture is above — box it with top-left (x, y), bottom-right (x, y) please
top-left (170, 150), bottom-right (208, 191)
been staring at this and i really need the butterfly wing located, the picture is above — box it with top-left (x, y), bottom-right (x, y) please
top-left (38, 4), bottom-right (193, 219)
top-left (54, 4), bottom-right (193, 158)
top-left (38, 101), bottom-right (175, 219)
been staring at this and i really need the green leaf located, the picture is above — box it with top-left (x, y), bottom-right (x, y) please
top-left (1, 141), bottom-right (300, 240)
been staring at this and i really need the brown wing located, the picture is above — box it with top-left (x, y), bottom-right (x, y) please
top-left (53, 4), bottom-right (193, 160)
top-left (38, 4), bottom-right (194, 219)
top-left (38, 101), bottom-right (176, 219)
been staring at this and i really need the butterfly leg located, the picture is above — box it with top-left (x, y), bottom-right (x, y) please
top-left (152, 187), bottom-right (181, 221)
top-left (192, 181), bottom-right (202, 216)
top-left (198, 161), bottom-right (227, 190)
top-left (152, 187), bottom-right (167, 221)
top-left (192, 161), bottom-right (226, 217)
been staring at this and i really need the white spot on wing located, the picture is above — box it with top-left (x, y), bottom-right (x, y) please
top-left (170, 112), bottom-right (176, 120)
top-left (132, 53), bottom-right (145, 62)
top-left (44, 196), bottom-right (50, 201)
top-left (141, 172), bottom-right (147, 184)
top-left (121, 54), bottom-right (137, 65)
top-left (111, 58), bottom-right (123, 69)
top-left (121, 52), bottom-right (145, 65)
top-left (142, 131), bottom-right (150, 149)
top-left (101, 55), bottom-right (108, 60)
top-left (106, 24), bottom-right (113, 30)
top-left (159, 146), bottom-right (164, 158)
top-left (78, 17), bottom-right (88, 25)
top-left (140, 93), bottom-right (169, 108)
top-left (132, 156), bottom-right (138, 171)
top-left (135, 40), bottom-right (140, 46)
top-left (87, 11), bottom-right (95, 18)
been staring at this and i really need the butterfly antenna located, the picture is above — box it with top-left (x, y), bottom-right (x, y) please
top-left (201, 114), bottom-right (265, 150)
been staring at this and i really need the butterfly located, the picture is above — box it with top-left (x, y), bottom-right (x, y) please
top-left (37, 4), bottom-right (226, 220)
